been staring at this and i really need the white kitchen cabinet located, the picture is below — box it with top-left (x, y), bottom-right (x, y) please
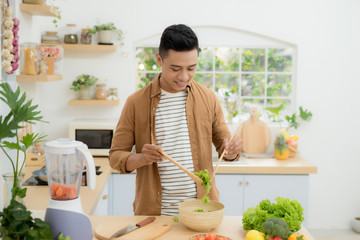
top-left (216, 174), bottom-right (309, 226)
top-left (93, 181), bottom-right (110, 215)
top-left (108, 173), bottom-right (136, 215)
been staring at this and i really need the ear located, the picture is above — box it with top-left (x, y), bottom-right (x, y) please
top-left (156, 53), bottom-right (163, 67)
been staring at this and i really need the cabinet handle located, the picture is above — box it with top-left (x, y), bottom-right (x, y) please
top-left (102, 194), bottom-right (108, 200)
top-left (239, 181), bottom-right (243, 185)
top-left (246, 181), bottom-right (249, 185)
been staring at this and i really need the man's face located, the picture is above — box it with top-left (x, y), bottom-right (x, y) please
top-left (156, 49), bottom-right (198, 93)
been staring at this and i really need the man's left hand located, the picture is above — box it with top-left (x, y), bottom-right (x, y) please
top-left (223, 135), bottom-right (243, 160)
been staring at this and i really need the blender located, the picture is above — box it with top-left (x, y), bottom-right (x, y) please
top-left (44, 138), bottom-right (96, 240)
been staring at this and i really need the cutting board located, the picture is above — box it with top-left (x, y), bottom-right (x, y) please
top-left (94, 220), bottom-right (171, 240)
top-left (239, 107), bottom-right (271, 154)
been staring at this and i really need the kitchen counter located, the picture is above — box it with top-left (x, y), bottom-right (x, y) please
top-left (110, 155), bottom-right (317, 175)
top-left (22, 155), bottom-right (316, 215)
top-left (89, 215), bottom-right (315, 240)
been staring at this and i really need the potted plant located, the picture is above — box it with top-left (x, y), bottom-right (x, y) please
top-left (0, 82), bottom-right (53, 239)
top-left (88, 22), bottom-right (124, 44)
top-left (70, 74), bottom-right (98, 99)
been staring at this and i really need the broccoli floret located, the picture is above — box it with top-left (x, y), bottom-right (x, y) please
top-left (262, 218), bottom-right (290, 240)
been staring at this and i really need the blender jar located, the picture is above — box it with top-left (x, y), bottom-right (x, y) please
top-left (45, 139), bottom-right (83, 200)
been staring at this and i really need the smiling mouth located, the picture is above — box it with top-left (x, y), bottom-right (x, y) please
top-left (175, 81), bottom-right (187, 87)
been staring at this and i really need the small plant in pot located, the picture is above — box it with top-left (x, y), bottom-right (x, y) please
top-left (71, 74), bottom-right (98, 99)
top-left (88, 22), bottom-right (123, 45)
top-left (0, 82), bottom-right (53, 239)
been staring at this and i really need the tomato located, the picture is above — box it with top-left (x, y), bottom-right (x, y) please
top-left (205, 233), bottom-right (216, 240)
top-left (269, 237), bottom-right (283, 240)
top-left (195, 236), bottom-right (205, 240)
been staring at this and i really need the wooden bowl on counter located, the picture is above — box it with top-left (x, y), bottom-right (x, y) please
top-left (178, 199), bottom-right (225, 232)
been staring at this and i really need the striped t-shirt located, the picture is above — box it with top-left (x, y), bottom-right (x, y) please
top-left (155, 89), bottom-right (197, 216)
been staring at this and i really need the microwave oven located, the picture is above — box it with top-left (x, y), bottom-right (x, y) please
top-left (68, 118), bottom-right (117, 156)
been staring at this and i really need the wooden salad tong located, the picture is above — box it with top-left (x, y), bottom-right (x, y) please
top-left (211, 124), bottom-right (243, 180)
top-left (160, 151), bottom-right (203, 185)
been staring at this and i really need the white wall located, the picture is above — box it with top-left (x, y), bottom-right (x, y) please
top-left (12, 0), bottom-right (360, 230)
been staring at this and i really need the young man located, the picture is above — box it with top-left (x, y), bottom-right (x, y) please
top-left (109, 24), bottom-right (242, 216)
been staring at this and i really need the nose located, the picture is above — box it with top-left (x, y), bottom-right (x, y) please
top-left (178, 69), bottom-right (189, 82)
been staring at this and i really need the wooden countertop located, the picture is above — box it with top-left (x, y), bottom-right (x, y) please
top-left (110, 155), bottom-right (317, 175)
top-left (22, 155), bottom-right (316, 214)
top-left (89, 215), bottom-right (315, 240)
top-left (214, 155), bottom-right (317, 174)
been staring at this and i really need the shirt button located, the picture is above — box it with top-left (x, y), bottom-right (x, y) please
top-left (157, 192), bottom-right (160, 195)
top-left (153, 107), bottom-right (155, 111)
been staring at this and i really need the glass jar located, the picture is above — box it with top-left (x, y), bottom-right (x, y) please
top-left (20, 42), bottom-right (38, 75)
top-left (64, 24), bottom-right (78, 44)
top-left (3, 172), bottom-right (25, 207)
top-left (108, 88), bottom-right (118, 100)
top-left (38, 45), bottom-right (63, 75)
top-left (80, 28), bottom-right (92, 44)
top-left (95, 84), bottom-right (108, 100)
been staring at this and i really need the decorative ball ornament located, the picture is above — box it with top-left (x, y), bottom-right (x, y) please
top-left (1, 3), bottom-right (19, 75)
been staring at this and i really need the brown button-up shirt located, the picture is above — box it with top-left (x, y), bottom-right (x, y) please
top-left (109, 74), bottom-right (231, 215)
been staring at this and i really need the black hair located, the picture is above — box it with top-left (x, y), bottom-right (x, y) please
top-left (159, 24), bottom-right (199, 58)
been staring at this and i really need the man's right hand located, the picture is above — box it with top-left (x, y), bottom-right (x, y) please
top-left (140, 144), bottom-right (164, 165)
top-left (125, 144), bottom-right (163, 171)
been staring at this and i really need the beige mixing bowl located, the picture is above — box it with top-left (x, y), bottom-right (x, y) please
top-left (178, 199), bottom-right (225, 232)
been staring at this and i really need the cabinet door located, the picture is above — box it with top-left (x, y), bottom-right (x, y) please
top-left (243, 174), bottom-right (309, 226)
top-left (93, 181), bottom-right (109, 215)
top-left (215, 174), bottom-right (245, 216)
top-left (108, 173), bottom-right (136, 215)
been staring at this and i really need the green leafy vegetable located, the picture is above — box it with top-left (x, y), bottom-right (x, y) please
top-left (172, 216), bottom-right (178, 222)
top-left (242, 197), bottom-right (304, 232)
top-left (193, 209), bottom-right (211, 212)
top-left (262, 218), bottom-right (290, 240)
top-left (193, 169), bottom-right (211, 203)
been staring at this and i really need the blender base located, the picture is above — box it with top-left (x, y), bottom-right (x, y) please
top-left (45, 207), bottom-right (93, 240)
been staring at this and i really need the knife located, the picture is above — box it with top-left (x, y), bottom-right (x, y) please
top-left (110, 217), bottom-right (156, 239)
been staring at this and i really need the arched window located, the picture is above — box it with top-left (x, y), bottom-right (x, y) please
top-left (135, 26), bottom-right (296, 125)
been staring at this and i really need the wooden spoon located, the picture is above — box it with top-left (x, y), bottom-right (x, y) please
top-left (160, 151), bottom-right (203, 185)
top-left (211, 124), bottom-right (243, 180)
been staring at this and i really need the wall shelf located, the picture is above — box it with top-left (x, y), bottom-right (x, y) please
top-left (68, 99), bottom-right (120, 106)
top-left (39, 43), bottom-right (117, 52)
top-left (16, 75), bottom-right (62, 82)
top-left (19, 3), bottom-right (58, 17)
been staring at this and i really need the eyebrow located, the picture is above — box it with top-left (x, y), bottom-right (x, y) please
top-left (170, 64), bottom-right (197, 68)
